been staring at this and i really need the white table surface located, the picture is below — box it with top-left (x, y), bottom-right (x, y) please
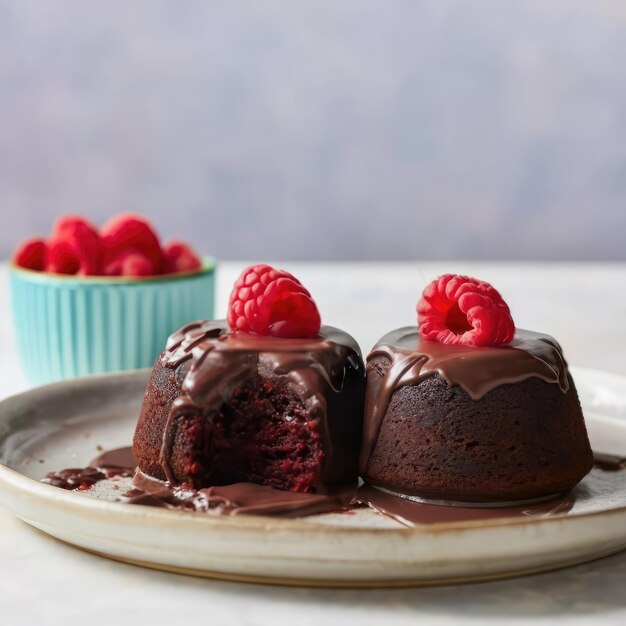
top-left (1, 261), bottom-right (625, 625)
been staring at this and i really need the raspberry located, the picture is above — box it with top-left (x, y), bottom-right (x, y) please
top-left (104, 250), bottom-right (155, 277)
top-left (47, 216), bottom-right (103, 275)
top-left (417, 274), bottom-right (515, 347)
top-left (13, 237), bottom-right (48, 271)
top-left (101, 213), bottom-right (163, 273)
top-left (162, 240), bottom-right (202, 274)
top-left (52, 215), bottom-right (92, 237)
top-left (227, 264), bottom-right (321, 338)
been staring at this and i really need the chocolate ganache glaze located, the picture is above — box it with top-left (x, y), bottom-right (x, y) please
top-left (360, 327), bottom-right (570, 471)
top-left (133, 320), bottom-right (365, 492)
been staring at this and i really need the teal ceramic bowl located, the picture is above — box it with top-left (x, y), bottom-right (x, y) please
top-left (10, 258), bottom-right (216, 385)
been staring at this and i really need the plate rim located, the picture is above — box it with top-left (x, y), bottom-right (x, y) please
top-left (50, 540), bottom-right (626, 588)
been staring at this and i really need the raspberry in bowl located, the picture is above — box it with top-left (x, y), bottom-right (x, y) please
top-left (10, 214), bottom-right (215, 384)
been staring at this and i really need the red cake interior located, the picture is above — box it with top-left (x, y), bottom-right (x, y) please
top-left (170, 376), bottom-right (324, 492)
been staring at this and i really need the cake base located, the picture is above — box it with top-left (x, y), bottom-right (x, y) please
top-left (363, 372), bottom-right (594, 501)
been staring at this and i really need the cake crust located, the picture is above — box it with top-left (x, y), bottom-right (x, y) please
top-left (361, 327), bottom-right (594, 501)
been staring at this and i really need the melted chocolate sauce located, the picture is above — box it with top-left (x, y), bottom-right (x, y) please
top-left (45, 446), bottom-right (352, 517)
top-left (127, 470), bottom-right (353, 517)
top-left (43, 447), bottom-right (135, 489)
top-left (43, 467), bottom-right (106, 490)
top-left (353, 486), bottom-right (574, 527)
top-left (90, 446), bottom-right (136, 471)
top-left (361, 327), bottom-right (571, 470)
top-left (593, 451), bottom-right (626, 471)
top-left (43, 445), bottom-right (618, 525)
top-left (158, 320), bottom-right (363, 486)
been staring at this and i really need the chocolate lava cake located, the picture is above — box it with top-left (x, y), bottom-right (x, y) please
top-left (361, 274), bottom-right (594, 502)
top-left (361, 327), bottom-right (593, 501)
top-left (133, 320), bottom-right (365, 493)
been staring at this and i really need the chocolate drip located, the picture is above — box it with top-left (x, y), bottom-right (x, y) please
top-left (44, 446), bottom-right (137, 488)
top-left (90, 446), bottom-right (137, 473)
top-left (593, 452), bottom-right (626, 471)
top-left (43, 467), bottom-right (106, 490)
top-left (127, 470), bottom-right (352, 517)
top-left (360, 327), bottom-right (570, 471)
top-left (158, 320), bottom-right (363, 486)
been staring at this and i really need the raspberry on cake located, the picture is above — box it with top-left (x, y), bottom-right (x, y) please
top-left (417, 274), bottom-right (515, 347)
top-left (133, 264), bottom-right (365, 496)
top-left (228, 263), bottom-right (321, 338)
top-left (362, 274), bottom-right (593, 502)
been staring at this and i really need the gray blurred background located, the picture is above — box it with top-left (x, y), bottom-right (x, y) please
top-left (1, 0), bottom-right (625, 261)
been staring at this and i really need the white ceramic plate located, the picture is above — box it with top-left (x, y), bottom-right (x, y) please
top-left (0, 367), bottom-right (625, 587)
